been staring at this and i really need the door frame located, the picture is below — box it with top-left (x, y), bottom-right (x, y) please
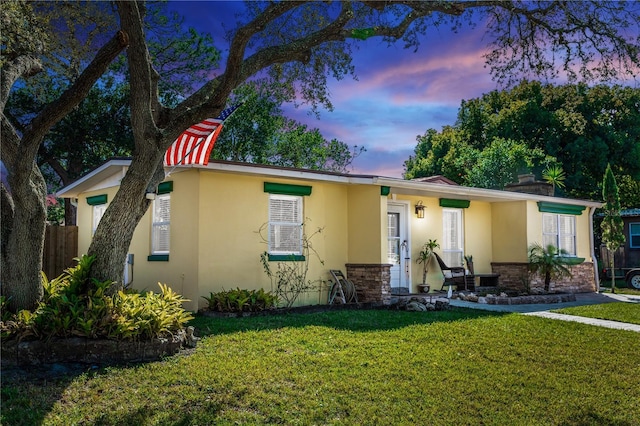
top-left (387, 201), bottom-right (412, 291)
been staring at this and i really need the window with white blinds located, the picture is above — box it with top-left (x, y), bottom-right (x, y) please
top-left (152, 193), bottom-right (171, 254)
top-left (269, 194), bottom-right (303, 255)
top-left (542, 213), bottom-right (576, 255)
top-left (92, 204), bottom-right (107, 235)
top-left (442, 208), bottom-right (464, 267)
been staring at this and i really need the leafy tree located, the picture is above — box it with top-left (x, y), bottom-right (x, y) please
top-left (600, 164), bottom-right (625, 293)
top-left (4, 1), bottom-right (640, 310)
top-left (213, 83), bottom-right (363, 172)
top-left (405, 81), bottom-right (640, 201)
top-left (617, 174), bottom-right (640, 209)
top-left (464, 138), bottom-right (546, 189)
top-left (1, 1), bottom-right (128, 311)
top-left (5, 2), bottom-right (220, 225)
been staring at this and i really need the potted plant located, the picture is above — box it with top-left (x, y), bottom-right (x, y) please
top-left (416, 239), bottom-right (439, 292)
top-left (464, 255), bottom-right (474, 275)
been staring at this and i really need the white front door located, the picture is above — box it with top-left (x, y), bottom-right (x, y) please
top-left (387, 203), bottom-right (410, 292)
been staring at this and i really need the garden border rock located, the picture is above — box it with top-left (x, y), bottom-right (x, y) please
top-left (1, 327), bottom-right (197, 368)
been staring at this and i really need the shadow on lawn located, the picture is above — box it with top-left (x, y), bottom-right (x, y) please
top-left (1, 363), bottom-right (99, 426)
top-left (189, 306), bottom-right (510, 337)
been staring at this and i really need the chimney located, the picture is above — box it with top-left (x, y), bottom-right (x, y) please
top-left (504, 174), bottom-right (554, 196)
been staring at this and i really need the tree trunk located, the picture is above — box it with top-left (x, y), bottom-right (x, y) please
top-left (544, 271), bottom-right (551, 293)
top-left (87, 150), bottom-right (165, 292)
top-left (1, 164), bottom-right (47, 312)
top-left (64, 198), bottom-right (77, 226)
top-left (610, 255), bottom-right (616, 294)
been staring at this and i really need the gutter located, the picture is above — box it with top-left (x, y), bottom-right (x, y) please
top-left (589, 206), bottom-right (600, 291)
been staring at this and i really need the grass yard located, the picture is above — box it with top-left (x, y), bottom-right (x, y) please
top-left (553, 301), bottom-right (640, 325)
top-left (2, 308), bottom-right (640, 425)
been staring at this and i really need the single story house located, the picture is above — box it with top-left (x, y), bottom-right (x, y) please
top-left (57, 159), bottom-right (602, 311)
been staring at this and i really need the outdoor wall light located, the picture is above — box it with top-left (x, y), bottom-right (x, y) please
top-left (415, 200), bottom-right (426, 218)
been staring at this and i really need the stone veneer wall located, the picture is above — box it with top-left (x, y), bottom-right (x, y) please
top-left (491, 262), bottom-right (597, 293)
top-left (345, 263), bottom-right (392, 305)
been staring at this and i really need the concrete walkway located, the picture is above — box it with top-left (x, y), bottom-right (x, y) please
top-left (449, 292), bottom-right (640, 332)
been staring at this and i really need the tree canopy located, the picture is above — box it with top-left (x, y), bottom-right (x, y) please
top-left (404, 81), bottom-right (640, 202)
top-left (3, 0), bottom-right (640, 311)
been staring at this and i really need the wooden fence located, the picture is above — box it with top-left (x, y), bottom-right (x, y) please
top-left (43, 226), bottom-right (78, 279)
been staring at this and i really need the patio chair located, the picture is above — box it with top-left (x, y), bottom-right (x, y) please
top-left (434, 253), bottom-right (471, 291)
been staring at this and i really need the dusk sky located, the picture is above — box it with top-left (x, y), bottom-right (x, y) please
top-left (166, 1), bottom-right (636, 178)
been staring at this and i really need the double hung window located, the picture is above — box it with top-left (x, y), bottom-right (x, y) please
top-left (151, 193), bottom-right (171, 255)
top-left (268, 194), bottom-right (303, 256)
top-left (442, 208), bottom-right (464, 267)
top-left (542, 213), bottom-right (576, 255)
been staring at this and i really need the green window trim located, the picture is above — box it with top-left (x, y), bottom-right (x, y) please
top-left (264, 182), bottom-right (312, 196)
top-left (561, 257), bottom-right (585, 265)
top-left (439, 198), bottom-right (470, 209)
top-left (380, 186), bottom-right (391, 196)
top-left (87, 194), bottom-right (108, 205)
top-left (537, 202), bottom-right (585, 215)
top-left (267, 254), bottom-right (306, 262)
top-left (157, 181), bottom-right (173, 194)
top-left (148, 254), bottom-right (169, 262)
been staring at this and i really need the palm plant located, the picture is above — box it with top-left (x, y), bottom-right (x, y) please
top-left (527, 243), bottom-right (573, 292)
top-left (542, 164), bottom-right (566, 195)
top-left (416, 239), bottom-right (440, 286)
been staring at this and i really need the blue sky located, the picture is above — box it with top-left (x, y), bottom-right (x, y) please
top-left (166, 1), bottom-right (637, 178)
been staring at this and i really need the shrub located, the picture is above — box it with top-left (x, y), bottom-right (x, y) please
top-left (0, 255), bottom-right (193, 341)
top-left (202, 288), bottom-right (278, 313)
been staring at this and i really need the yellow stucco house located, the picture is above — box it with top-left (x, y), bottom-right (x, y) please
top-left (58, 159), bottom-right (602, 311)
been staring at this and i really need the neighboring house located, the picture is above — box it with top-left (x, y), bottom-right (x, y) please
top-left (599, 209), bottom-right (640, 275)
top-left (57, 158), bottom-right (602, 311)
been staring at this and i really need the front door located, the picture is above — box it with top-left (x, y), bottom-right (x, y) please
top-left (387, 203), bottom-right (410, 292)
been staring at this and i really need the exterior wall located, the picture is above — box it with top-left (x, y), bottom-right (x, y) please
top-left (491, 202), bottom-right (528, 263)
top-left (194, 171), bottom-right (350, 309)
top-left (464, 201), bottom-right (493, 274)
top-left (347, 185), bottom-right (385, 264)
top-left (77, 187), bottom-right (120, 256)
top-left (125, 171), bottom-right (200, 311)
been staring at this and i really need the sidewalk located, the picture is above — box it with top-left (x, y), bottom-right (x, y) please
top-left (449, 292), bottom-right (640, 332)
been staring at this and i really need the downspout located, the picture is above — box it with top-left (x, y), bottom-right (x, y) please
top-left (589, 206), bottom-right (600, 292)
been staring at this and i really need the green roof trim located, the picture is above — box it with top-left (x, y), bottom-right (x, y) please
top-left (157, 181), bottom-right (173, 194)
top-left (264, 182), bottom-right (312, 196)
top-left (439, 198), bottom-right (470, 209)
top-left (537, 202), bottom-right (585, 215)
top-left (86, 194), bottom-right (108, 206)
top-left (380, 186), bottom-right (391, 196)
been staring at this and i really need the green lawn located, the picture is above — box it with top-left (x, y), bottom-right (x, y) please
top-left (2, 308), bottom-right (640, 425)
top-left (554, 301), bottom-right (640, 325)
